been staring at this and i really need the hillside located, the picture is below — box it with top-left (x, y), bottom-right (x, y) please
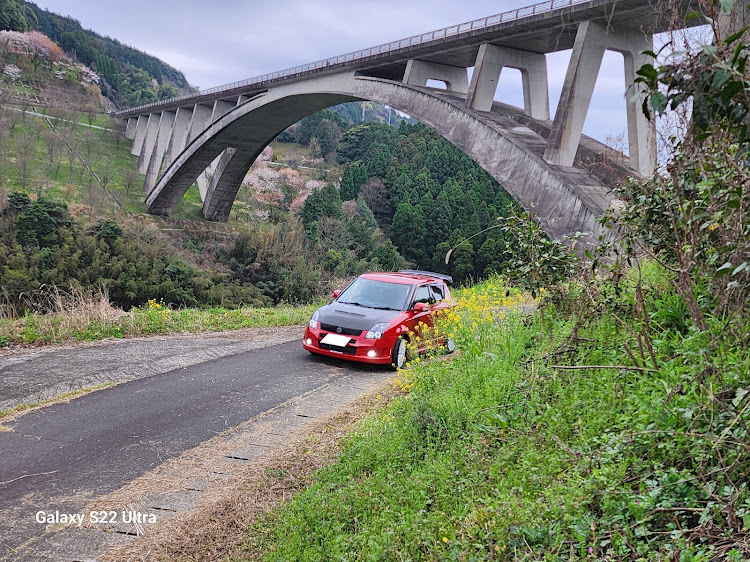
top-left (0, 0), bottom-right (192, 108)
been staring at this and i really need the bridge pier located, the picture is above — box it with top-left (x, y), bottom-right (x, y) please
top-left (163, 106), bottom-right (193, 172)
top-left (137, 113), bottom-right (161, 174)
top-left (187, 103), bottom-right (214, 144)
top-left (130, 115), bottom-right (148, 156)
top-left (197, 101), bottom-right (239, 201)
top-left (124, 117), bottom-right (137, 140)
top-left (544, 21), bottom-right (655, 175)
top-left (466, 43), bottom-right (549, 120)
top-left (143, 110), bottom-right (175, 195)
top-left (403, 60), bottom-right (469, 94)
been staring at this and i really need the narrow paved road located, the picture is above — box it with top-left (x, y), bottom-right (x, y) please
top-left (0, 340), bottom-right (384, 558)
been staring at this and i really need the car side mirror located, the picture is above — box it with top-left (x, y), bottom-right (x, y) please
top-left (413, 302), bottom-right (428, 312)
top-left (332, 289), bottom-right (341, 299)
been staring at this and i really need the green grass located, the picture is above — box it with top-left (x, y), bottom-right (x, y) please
top-left (0, 301), bottom-right (320, 346)
top-left (233, 275), bottom-right (749, 560)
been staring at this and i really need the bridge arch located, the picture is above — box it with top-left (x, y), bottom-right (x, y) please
top-left (146, 71), bottom-right (617, 248)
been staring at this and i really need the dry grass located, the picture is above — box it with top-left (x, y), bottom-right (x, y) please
top-left (99, 386), bottom-right (399, 562)
top-left (0, 382), bottom-right (114, 423)
top-left (0, 285), bottom-right (127, 342)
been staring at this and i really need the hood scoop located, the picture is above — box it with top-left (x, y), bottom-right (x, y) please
top-left (333, 308), bottom-right (366, 317)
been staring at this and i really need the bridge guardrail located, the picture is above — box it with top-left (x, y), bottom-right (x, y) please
top-left (117, 0), bottom-right (589, 116)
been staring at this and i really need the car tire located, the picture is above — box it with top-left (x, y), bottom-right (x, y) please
top-left (391, 336), bottom-right (410, 370)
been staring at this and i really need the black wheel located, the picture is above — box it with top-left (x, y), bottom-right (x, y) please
top-left (391, 336), bottom-right (410, 370)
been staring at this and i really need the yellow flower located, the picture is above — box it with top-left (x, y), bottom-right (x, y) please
top-left (442, 537), bottom-right (449, 543)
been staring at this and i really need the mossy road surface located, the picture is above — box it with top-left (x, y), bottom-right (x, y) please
top-left (0, 333), bottom-right (389, 559)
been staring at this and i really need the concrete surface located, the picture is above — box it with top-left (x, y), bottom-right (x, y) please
top-left (0, 326), bottom-right (303, 412)
top-left (0, 337), bottom-right (392, 560)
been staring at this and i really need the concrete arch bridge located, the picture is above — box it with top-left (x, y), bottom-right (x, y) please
top-left (117, 0), bottom-right (702, 249)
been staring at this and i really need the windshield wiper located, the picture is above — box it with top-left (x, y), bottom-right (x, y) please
top-left (370, 306), bottom-right (398, 311)
top-left (340, 301), bottom-right (365, 307)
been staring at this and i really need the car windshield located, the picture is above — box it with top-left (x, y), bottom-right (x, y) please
top-left (337, 278), bottom-right (411, 311)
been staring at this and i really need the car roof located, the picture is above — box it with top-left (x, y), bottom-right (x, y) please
top-left (360, 272), bottom-right (448, 285)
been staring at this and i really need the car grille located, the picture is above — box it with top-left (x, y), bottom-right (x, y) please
top-left (319, 342), bottom-right (357, 355)
top-left (320, 323), bottom-right (362, 337)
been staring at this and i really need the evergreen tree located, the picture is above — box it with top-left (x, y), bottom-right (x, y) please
top-left (340, 161), bottom-right (368, 201)
top-left (372, 240), bottom-right (400, 271)
top-left (389, 201), bottom-right (427, 266)
top-left (0, 0), bottom-right (29, 31)
top-left (301, 184), bottom-right (344, 232)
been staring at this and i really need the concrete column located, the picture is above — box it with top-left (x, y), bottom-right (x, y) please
top-left (124, 117), bottom-right (137, 140)
top-left (187, 104), bottom-right (214, 201)
top-left (186, 103), bottom-right (213, 144)
top-left (137, 113), bottom-right (162, 174)
top-left (142, 110), bottom-right (176, 195)
top-left (130, 115), bottom-right (149, 156)
top-left (203, 147), bottom-right (258, 221)
top-left (197, 153), bottom-right (224, 203)
top-left (544, 21), bottom-right (608, 167)
top-left (163, 106), bottom-right (193, 171)
top-left (610, 31), bottom-right (655, 176)
top-left (545, 21), bottom-right (655, 174)
top-left (212, 100), bottom-right (235, 121)
top-left (197, 101), bottom-right (237, 201)
top-left (403, 60), bottom-right (469, 94)
top-left (467, 44), bottom-right (549, 119)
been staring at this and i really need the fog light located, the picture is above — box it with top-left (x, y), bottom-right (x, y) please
top-left (305, 338), bottom-right (313, 346)
top-left (367, 350), bottom-right (377, 358)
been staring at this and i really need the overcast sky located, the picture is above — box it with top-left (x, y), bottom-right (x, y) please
top-left (32, 0), bottom-right (690, 145)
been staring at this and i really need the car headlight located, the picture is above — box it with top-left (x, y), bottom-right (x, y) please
top-left (309, 310), bottom-right (320, 330)
top-left (365, 322), bottom-right (390, 339)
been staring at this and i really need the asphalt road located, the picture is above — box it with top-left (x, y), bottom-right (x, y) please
top-left (0, 340), bottom-right (383, 557)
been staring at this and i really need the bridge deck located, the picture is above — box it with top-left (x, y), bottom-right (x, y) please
top-left (116, 0), bottom-right (700, 119)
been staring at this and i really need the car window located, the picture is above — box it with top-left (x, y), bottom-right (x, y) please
top-left (413, 285), bottom-right (433, 305)
top-left (431, 285), bottom-right (445, 302)
top-left (337, 278), bottom-right (411, 310)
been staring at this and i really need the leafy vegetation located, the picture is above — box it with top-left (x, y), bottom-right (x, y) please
top-left (235, 259), bottom-right (748, 560)
top-left (0, 192), bottom-right (270, 315)
top-left (0, 0), bottom-right (190, 108)
top-left (335, 121), bottom-right (517, 282)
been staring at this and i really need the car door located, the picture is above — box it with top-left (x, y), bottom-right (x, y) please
top-left (430, 283), bottom-right (452, 313)
top-left (410, 284), bottom-right (434, 326)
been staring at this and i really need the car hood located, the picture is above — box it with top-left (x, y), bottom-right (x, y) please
top-left (317, 302), bottom-right (402, 331)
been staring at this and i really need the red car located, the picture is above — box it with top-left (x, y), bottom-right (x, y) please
top-left (303, 270), bottom-right (456, 369)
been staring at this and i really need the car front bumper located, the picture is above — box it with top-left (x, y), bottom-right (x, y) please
top-left (302, 326), bottom-right (397, 365)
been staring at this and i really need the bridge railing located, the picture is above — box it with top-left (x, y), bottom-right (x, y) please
top-left (119, 0), bottom-right (590, 116)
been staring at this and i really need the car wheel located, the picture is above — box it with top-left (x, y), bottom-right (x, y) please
top-left (445, 338), bottom-right (456, 354)
top-left (391, 336), bottom-right (410, 370)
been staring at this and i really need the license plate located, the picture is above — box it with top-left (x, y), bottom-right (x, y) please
top-left (320, 333), bottom-right (351, 348)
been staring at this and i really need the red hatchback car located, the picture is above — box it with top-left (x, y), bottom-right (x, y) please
top-left (303, 270), bottom-right (456, 369)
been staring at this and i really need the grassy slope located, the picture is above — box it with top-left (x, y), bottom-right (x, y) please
top-left (0, 297), bottom-right (319, 346)
top-left (232, 273), bottom-right (749, 561)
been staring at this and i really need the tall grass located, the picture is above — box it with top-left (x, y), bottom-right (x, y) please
top-left (0, 286), bottom-right (317, 346)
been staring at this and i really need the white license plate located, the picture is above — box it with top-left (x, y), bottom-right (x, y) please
top-left (320, 333), bottom-right (351, 347)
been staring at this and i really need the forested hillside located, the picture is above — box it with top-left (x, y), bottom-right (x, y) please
top-left (336, 121), bottom-right (514, 280)
top-left (0, 0), bottom-right (191, 107)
